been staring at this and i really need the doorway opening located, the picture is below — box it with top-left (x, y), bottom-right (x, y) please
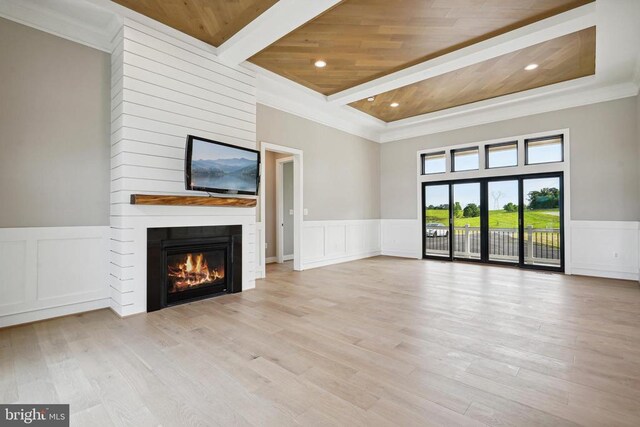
top-left (422, 172), bottom-right (564, 272)
top-left (276, 157), bottom-right (294, 265)
top-left (258, 142), bottom-right (303, 278)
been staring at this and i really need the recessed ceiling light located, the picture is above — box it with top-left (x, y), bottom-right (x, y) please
top-left (367, 97), bottom-right (375, 102)
top-left (390, 102), bottom-right (399, 108)
top-left (524, 63), bottom-right (539, 71)
top-left (314, 60), bottom-right (327, 68)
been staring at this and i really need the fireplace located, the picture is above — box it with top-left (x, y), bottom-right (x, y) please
top-left (147, 225), bottom-right (242, 312)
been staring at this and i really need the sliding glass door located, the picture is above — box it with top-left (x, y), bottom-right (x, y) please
top-left (423, 184), bottom-right (450, 258)
top-left (522, 176), bottom-right (562, 268)
top-left (422, 173), bottom-right (563, 271)
top-left (488, 179), bottom-right (519, 264)
top-left (452, 182), bottom-right (481, 260)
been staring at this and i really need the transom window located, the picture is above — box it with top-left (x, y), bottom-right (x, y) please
top-left (486, 141), bottom-right (518, 168)
top-left (525, 135), bottom-right (563, 165)
top-left (452, 147), bottom-right (479, 172)
top-left (421, 151), bottom-right (446, 174)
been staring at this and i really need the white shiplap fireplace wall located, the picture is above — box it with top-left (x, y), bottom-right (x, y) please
top-left (110, 19), bottom-right (257, 316)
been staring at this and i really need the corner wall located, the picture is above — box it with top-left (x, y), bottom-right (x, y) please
top-left (0, 18), bottom-right (111, 327)
top-left (256, 104), bottom-right (381, 270)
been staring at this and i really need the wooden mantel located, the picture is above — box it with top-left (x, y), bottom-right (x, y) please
top-left (130, 194), bottom-right (257, 207)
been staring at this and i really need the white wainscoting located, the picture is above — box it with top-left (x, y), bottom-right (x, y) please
top-left (380, 219), bottom-right (421, 259)
top-left (301, 220), bottom-right (381, 270)
top-left (570, 221), bottom-right (639, 281)
top-left (0, 226), bottom-right (110, 328)
top-left (109, 18), bottom-right (258, 316)
top-left (380, 218), bottom-right (640, 281)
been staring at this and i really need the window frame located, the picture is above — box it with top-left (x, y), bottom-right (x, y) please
top-left (524, 135), bottom-right (564, 166)
top-left (485, 141), bottom-right (518, 169)
top-left (421, 151), bottom-right (447, 175)
top-left (451, 146), bottom-right (480, 172)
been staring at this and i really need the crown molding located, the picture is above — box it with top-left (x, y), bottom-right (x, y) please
top-left (83, 0), bottom-right (228, 60)
top-left (379, 80), bottom-right (639, 143)
top-left (250, 64), bottom-right (385, 142)
top-left (0, 0), bottom-right (120, 52)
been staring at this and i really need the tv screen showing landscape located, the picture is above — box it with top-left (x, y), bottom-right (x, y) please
top-left (185, 136), bottom-right (260, 195)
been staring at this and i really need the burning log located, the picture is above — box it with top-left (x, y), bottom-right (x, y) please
top-left (168, 253), bottom-right (224, 291)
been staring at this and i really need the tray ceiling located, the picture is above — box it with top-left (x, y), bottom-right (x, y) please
top-left (105, 0), bottom-right (618, 132)
top-left (249, 0), bottom-right (594, 95)
top-left (350, 27), bottom-right (596, 122)
top-left (111, 0), bottom-right (278, 47)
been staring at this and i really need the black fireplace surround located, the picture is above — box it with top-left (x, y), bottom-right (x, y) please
top-left (147, 225), bottom-right (242, 312)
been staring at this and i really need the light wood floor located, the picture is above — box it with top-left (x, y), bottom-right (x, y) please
top-left (2, 257), bottom-right (640, 426)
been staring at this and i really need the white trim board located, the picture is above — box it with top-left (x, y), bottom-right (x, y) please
top-left (0, 226), bottom-right (110, 328)
top-left (217, 0), bottom-right (340, 64)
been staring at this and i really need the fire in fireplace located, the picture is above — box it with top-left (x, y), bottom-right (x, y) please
top-left (167, 252), bottom-right (225, 293)
top-left (147, 225), bottom-right (242, 312)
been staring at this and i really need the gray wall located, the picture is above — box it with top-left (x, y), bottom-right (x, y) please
top-left (283, 161), bottom-right (294, 256)
top-left (0, 17), bottom-right (110, 228)
top-left (381, 97), bottom-right (640, 221)
top-left (263, 151), bottom-right (289, 259)
top-left (257, 104), bottom-right (380, 221)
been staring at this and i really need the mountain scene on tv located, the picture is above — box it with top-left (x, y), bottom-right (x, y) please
top-left (190, 140), bottom-right (258, 192)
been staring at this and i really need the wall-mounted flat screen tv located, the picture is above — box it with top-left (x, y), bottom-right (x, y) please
top-left (185, 135), bottom-right (260, 196)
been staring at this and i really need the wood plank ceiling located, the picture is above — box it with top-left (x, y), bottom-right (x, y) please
top-left (112, 0), bottom-right (278, 47)
top-left (112, 0), bottom-right (597, 123)
top-left (249, 0), bottom-right (595, 95)
top-left (350, 27), bottom-right (596, 122)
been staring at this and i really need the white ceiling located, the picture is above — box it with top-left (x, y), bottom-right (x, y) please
top-left (0, 0), bottom-right (638, 143)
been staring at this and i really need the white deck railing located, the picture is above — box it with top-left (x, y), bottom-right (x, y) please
top-left (425, 225), bottom-right (560, 266)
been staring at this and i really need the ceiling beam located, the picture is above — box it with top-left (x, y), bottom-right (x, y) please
top-left (217, 0), bottom-right (341, 65)
top-left (327, 3), bottom-right (596, 106)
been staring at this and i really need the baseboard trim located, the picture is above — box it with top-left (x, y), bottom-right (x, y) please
top-left (265, 256), bottom-right (277, 264)
top-left (0, 298), bottom-right (111, 329)
top-left (381, 250), bottom-right (420, 259)
top-left (302, 251), bottom-right (381, 270)
top-left (283, 254), bottom-right (294, 261)
top-left (571, 268), bottom-right (639, 282)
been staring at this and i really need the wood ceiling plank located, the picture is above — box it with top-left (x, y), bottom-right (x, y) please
top-left (349, 27), bottom-right (596, 122)
top-left (249, 0), bottom-right (594, 95)
top-left (112, 0), bottom-right (278, 47)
